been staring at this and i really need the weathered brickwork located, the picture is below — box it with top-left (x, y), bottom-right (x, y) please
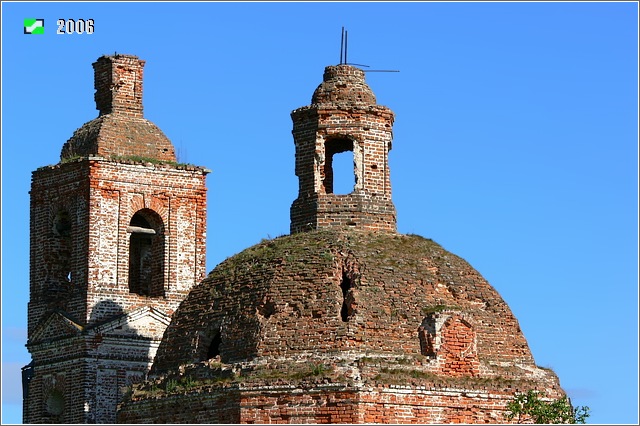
top-left (25, 54), bottom-right (208, 423)
top-left (118, 230), bottom-right (564, 423)
top-left (118, 359), bottom-right (562, 424)
top-left (28, 158), bottom-right (208, 333)
top-left (150, 231), bottom-right (550, 375)
top-left (118, 385), bottom-right (546, 424)
top-left (93, 54), bottom-right (145, 117)
top-left (24, 327), bottom-right (158, 423)
top-left (60, 55), bottom-right (176, 162)
top-left (116, 60), bottom-right (565, 424)
top-left (291, 65), bottom-right (396, 234)
top-left (27, 54), bottom-right (566, 424)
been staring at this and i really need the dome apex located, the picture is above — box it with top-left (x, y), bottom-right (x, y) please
top-left (311, 65), bottom-right (376, 105)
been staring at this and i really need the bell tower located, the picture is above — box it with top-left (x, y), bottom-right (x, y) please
top-left (24, 54), bottom-right (209, 423)
top-left (290, 65), bottom-right (396, 233)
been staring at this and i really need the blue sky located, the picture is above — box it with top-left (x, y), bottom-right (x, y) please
top-left (1, 1), bottom-right (638, 424)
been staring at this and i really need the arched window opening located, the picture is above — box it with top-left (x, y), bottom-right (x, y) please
top-left (128, 210), bottom-right (164, 297)
top-left (324, 138), bottom-right (355, 195)
top-left (50, 210), bottom-right (73, 288)
top-left (206, 331), bottom-right (222, 360)
top-left (340, 272), bottom-right (355, 322)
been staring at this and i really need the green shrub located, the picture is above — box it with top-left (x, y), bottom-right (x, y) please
top-left (505, 390), bottom-right (590, 424)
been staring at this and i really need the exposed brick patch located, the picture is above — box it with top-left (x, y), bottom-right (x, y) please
top-left (312, 65), bottom-right (377, 105)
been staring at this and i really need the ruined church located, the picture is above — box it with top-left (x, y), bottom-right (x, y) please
top-left (24, 54), bottom-right (564, 424)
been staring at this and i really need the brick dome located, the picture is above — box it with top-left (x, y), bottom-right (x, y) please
top-left (120, 230), bottom-right (563, 423)
top-left (311, 65), bottom-right (377, 105)
top-left (152, 230), bottom-right (552, 379)
top-left (60, 115), bottom-right (176, 162)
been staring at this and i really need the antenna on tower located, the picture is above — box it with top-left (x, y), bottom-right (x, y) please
top-left (339, 27), bottom-right (369, 67)
top-left (338, 27), bottom-right (399, 72)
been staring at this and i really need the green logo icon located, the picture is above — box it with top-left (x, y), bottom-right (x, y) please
top-left (24, 18), bottom-right (44, 34)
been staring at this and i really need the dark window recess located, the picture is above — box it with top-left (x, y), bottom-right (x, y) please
top-left (53, 210), bottom-right (72, 237)
top-left (50, 210), bottom-right (73, 289)
top-left (45, 389), bottom-right (64, 416)
top-left (324, 138), bottom-right (355, 194)
top-left (340, 271), bottom-right (355, 322)
top-left (128, 210), bottom-right (164, 297)
top-left (206, 332), bottom-right (222, 360)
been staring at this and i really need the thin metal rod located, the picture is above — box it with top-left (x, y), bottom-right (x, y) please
top-left (345, 30), bottom-right (348, 65)
top-left (364, 70), bottom-right (401, 72)
top-left (340, 27), bottom-right (344, 64)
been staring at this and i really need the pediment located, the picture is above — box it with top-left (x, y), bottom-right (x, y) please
top-left (89, 306), bottom-right (171, 339)
top-left (30, 310), bottom-right (83, 343)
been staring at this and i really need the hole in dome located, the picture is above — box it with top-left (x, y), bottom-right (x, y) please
top-left (206, 331), bottom-right (221, 360)
top-left (340, 272), bottom-right (354, 322)
top-left (258, 299), bottom-right (276, 319)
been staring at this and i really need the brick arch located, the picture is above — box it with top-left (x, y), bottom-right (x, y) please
top-left (146, 195), bottom-right (169, 222)
top-left (322, 132), bottom-right (361, 148)
top-left (47, 197), bottom-right (79, 234)
top-left (128, 194), bottom-right (146, 216)
top-left (127, 194), bottom-right (169, 229)
top-left (129, 208), bottom-right (164, 234)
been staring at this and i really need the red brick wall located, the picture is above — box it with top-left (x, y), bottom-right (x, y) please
top-left (117, 383), bottom-right (559, 424)
top-left (22, 339), bottom-right (88, 423)
top-left (28, 158), bottom-right (207, 331)
top-left (26, 157), bottom-right (208, 423)
top-left (28, 160), bottom-right (92, 334)
top-left (93, 54), bottom-right (144, 117)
